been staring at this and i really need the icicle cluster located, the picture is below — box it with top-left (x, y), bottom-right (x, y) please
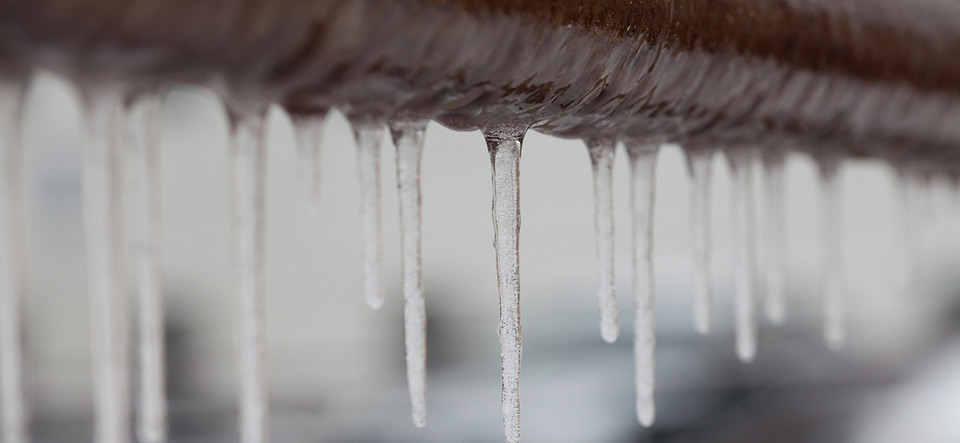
top-left (2, 73), bottom-right (943, 443)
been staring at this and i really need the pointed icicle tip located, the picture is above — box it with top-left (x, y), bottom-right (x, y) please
top-left (624, 139), bottom-right (660, 428)
top-left (482, 125), bottom-right (526, 443)
top-left (349, 117), bottom-right (387, 310)
top-left (390, 119), bottom-right (430, 428)
top-left (585, 137), bottom-right (619, 344)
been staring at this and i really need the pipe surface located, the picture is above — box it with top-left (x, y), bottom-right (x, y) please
top-left (1, 0), bottom-right (959, 169)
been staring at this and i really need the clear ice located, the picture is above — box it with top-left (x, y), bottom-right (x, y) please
top-left (127, 94), bottom-right (167, 443)
top-left (350, 119), bottom-right (386, 310)
top-left (81, 88), bottom-right (131, 443)
top-left (819, 160), bottom-right (845, 350)
top-left (761, 151), bottom-right (787, 325)
top-left (291, 111), bottom-right (328, 218)
top-left (727, 150), bottom-right (758, 363)
top-left (389, 120), bottom-right (429, 427)
top-left (229, 109), bottom-right (270, 443)
top-left (625, 141), bottom-right (658, 427)
top-left (586, 138), bottom-right (619, 343)
top-left (483, 128), bottom-right (523, 443)
top-left (685, 150), bottom-right (713, 334)
top-left (0, 82), bottom-right (27, 443)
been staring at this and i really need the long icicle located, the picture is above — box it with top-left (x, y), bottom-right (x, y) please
top-left (291, 111), bottom-right (327, 218)
top-left (483, 128), bottom-right (523, 443)
top-left (625, 140), bottom-right (658, 427)
top-left (819, 160), bottom-right (845, 350)
top-left (350, 119), bottom-right (386, 310)
top-left (127, 94), bottom-right (167, 443)
top-left (685, 150), bottom-right (713, 334)
top-left (586, 138), bottom-right (619, 343)
top-left (82, 88), bottom-right (131, 443)
top-left (0, 82), bottom-right (28, 443)
top-left (727, 150), bottom-right (758, 363)
top-left (229, 108), bottom-right (270, 443)
top-left (761, 151), bottom-right (787, 325)
top-left (389, 120), bottom-right (428, 428)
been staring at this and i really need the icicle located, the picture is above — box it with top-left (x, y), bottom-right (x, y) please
top-left (685, 150), bottom-right (713, 335)
top-left (81, 88), bottom-right (131, 443)
top-left (127, 94), bottom-right (166, 443)
top-left (726, 150), bottom-right (758, 363)
top-left (0, 82), bottom-right (28, 443)
top-left (389, 120), bottom-right (428, 428)
top-left (819, 160), bottom-right (845, 350)
top-left (896, 169), bottom-right (922, 293)
top-left (761, 151), bottom-right (787, 325)
top-left (483, 127), bottom-right (524, 443)
top-left (585, 138), bottom-right (619, 343)
top-left (229, 108), bottom-right (269, 443)
top-left (291, 111), bottom-right (328, 218)
top-left (349, 119), bottom-right (386, 310)
top-left (625, 140), bottom-right (658, 427)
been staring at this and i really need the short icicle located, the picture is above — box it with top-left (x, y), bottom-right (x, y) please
top-left (625, 140), bottom-right (659, 427)
top-left (389, 120), bottom-right (429, 428)
top-left (483, 127), bottom-right (524, 443)
top-left (350, 119), bottom-right (386, 310)
top-left (0, 81), bottom-right (28, 443)
top-left (585, 138), bottom-right (619, 343)
top-left (819, 159), bottom-right (845, 350)
top-left (127, 94), bottom-right (167, 443)
top-left (726, 150), bottom-right (758, 363)
top-left (684, 149), bottom-right (713, 334)
top-left (228, 107), bottom-right (270, 443)
top-left (291, 111), bottom-right (328, 218)
top-left (81, 88), bottom-right (132, 443)
top-left (761, 150), bottom-right (787, 325)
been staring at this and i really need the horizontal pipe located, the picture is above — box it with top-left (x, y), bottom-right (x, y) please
top-left (1, 0), bottom-right (959, 170)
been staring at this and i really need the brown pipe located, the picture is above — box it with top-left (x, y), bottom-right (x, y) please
top-left (2, 0), bottom-right (959, 169)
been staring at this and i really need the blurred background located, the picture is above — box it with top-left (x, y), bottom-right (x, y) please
top-left (17, 71), bottom-right (960, 442)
